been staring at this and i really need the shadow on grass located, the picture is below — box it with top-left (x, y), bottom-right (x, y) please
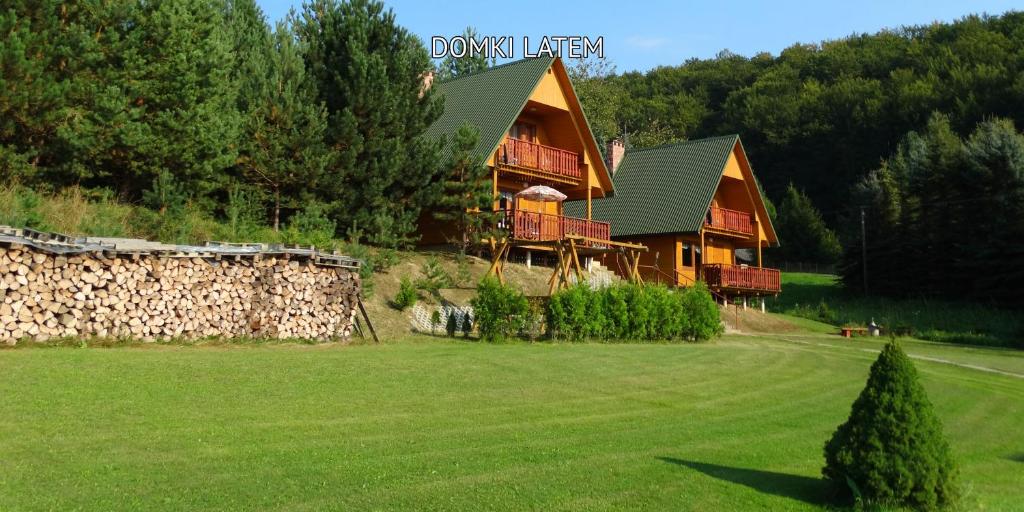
top-left (658, 457), bottom-right (827, 506)
top-left (1006, 453), bottom-right (1024, 463)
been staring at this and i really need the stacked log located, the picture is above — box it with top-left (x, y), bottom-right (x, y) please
top-left (0, 245), bottom-right (361, 344)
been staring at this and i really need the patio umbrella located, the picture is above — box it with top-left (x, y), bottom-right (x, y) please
top-left (515, 185), bottom-right (567, 202)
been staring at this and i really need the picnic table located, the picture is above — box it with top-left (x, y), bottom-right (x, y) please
top-left (840, 326), bottom-right (868, 338)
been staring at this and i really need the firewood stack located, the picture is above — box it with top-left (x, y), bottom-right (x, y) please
top-left (0, 227), bottom-right (361, 344)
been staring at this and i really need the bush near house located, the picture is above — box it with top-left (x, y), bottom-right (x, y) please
top-left (470, 278), bottom-right (531, 343)
top-left (546, 283), bottom-right (722, 342)
top-left (823, 340), bottom-right (959, 510)
top-left (392, 277), bottom-right (418, 311)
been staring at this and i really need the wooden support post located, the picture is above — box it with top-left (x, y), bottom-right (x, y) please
top-left (568, 239), bottom-right (584, 285)
top-left (487, 238), bottom-right (509, 282)
top-left (565, 245), bottom-right (573, 290)
top-left (630, 250), bottom-right (642, 285)
top-left (357, 298), bottom-right (379, 343)
top-left (699, 230), bottom-right (706, 281)
top-left (492, 168), bottom-right (498, 209)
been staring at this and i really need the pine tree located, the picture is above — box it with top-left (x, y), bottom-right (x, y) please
top-left (433, 123), bottom-right (499, 254)
top-left (436, 27), bottom-right (492, 80)
top-left (244, 21), bottom-right (332, 230)
top-left (65, 0), bottom-right (241, 201)
top-left (774, 183), bottom-right (841, 263)
top-left (295, 0), bottom-right (444, 248)
top-left (0, 1), bottom-right (83, 182)
top-left (823, 340), bottom-right (958, 509)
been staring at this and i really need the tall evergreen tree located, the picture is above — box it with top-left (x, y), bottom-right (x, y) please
top-left (433, 123), bottom-right (499, 253)
top-left (295, 0), bottom-right (444, 248)
top-left (244, 21), bottom-right (332, 231)
top-left (0, 1), bottom-right (92, 182)
top-left (843, 114), bottom-right (1024, 302)
top-left (436, 26), bottom-right (492, 80)
top-left (773, 183), bottom-right (842, 263)
top-left (65, 0), bottom-right (241, 201)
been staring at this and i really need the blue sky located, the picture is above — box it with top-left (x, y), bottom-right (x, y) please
top-left (257, 0), bottom-right (1021, 72)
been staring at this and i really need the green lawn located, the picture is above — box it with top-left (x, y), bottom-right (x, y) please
top-left (1, 336), bottom-right (1022, 511)
top-left (769, 272), bottom-right (1024, 348)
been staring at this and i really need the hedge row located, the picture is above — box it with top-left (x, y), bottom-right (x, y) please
top-left (471, 278), bottom-right (723, 343)
top-left (547, 282), bottom-right (722, 342)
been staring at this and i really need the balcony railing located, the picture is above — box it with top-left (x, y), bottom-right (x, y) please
top-left (499, 138), bottom-right (581, 180)
top-left (703, 264), bottom-right (780, 293)
top-left (499, 210), bottom-right (610, 243)
top-left (705, 207), bottom-right (755, 235)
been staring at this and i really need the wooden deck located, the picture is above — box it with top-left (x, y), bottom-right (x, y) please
top-left (500, 210), bottom-right (610, 246)
top-left (702, 263), bottom-right (780, 294)
top-left (704, 207), bottom-right (755, 236)
top-left (497, 139), bottom-right (582, 184)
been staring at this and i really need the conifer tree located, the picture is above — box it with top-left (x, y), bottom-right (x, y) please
top-left (436, 27), bottom-right (492, 80)
top-left (244, 21), bottom-right (332, 230)
top-left (823, 340), bottom-right (958, 509)
top-left (0, 1), bottom-right (81, 181)
top-left (433, 123), bottom-right (499, 254)
top-left (774, 183), bottom-right (841, 263)
top-left (66, 0), bottom-right (240, 201)
top-left (295, 0), bottom-right (444, 248)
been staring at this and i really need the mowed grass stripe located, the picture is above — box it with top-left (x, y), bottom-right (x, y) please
top-left (1, 338), bottom-right (1022, 511)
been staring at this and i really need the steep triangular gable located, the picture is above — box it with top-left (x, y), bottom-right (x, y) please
top-left (544, 58), bottom-right (614, 195)
top-left (572, 135), bottom-right (737, 237)
top-left (569, 135), bottom-right (778, 244)
top-left (425, 57), bottom-right (614, 195)
top-left (426, 57), bottom-right (554, 162)
top-left (730, 139), bottom-right (779, 246)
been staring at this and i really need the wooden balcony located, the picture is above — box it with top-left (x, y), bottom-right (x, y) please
top-left (500, 209), bottom-right (610, 244)
top-left (498, 138), bottom-right (582, 183)
top-left (703, 263), bottom-right (780, 293)
top-left (705, 207), bottom-right (755, 236)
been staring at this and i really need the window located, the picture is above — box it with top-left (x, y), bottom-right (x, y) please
top-left (682, 243), bottom-right (693, 267)
top-left (498, 191), bottom-right (514, 210)
top-left (509, 122), bottom-right (536, 142)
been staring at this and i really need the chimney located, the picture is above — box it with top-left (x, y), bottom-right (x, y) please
top-left (605, 138), bottom-right (625, 175)
top-left (420, 70), bottom-right (435, 97)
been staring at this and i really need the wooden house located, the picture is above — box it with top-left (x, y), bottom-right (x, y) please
top-left (420, 57), bottom-right (645, 289)
top-left (567, 136), bottom-right (781, 297)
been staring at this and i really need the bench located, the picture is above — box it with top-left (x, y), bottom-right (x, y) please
top-left (840, 327), bottom-right (868, 338)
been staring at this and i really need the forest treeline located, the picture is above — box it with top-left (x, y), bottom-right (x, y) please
top-left (3, 2), bottom-right (1024, 302)
top-left (1, 0), bottom-right (453, 249)
top-left (571, 12), bottom-right (1024, 303)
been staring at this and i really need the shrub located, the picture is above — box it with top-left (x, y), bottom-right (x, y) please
top-left (823, 340), bottom-right (959, 510)
top-left (415, 256), bottom-right (452, 299)
top-left (452, 252), bottom-right (473, 288)
top-left (281, 203), bottom-right (336, 249)
top-left (680, 283), bottom-right (722, 341)
top-left (392, 277), bottom-right (418, 311)
top-left (470, 277), bottom-right (529, 342)
top-left (545, 283), bottom-right (721, 342)
top-left (547, 284), bottom-right (593, 341)
top-left (223, 185), bottom-right (266, 241)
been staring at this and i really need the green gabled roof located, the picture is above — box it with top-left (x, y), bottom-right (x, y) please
top-left (426, 56), bottom-right (556, 161)
top-left (565, 135), bottom-right (741, 238)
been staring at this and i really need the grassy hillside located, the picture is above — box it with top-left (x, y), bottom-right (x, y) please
top-left (769, 273), bottom-right (1023, 347)
top-left (0, 336), bottom-right (1020, 510)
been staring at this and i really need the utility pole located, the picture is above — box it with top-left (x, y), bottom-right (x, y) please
top-left (860, 207), bottom-right (869, 295)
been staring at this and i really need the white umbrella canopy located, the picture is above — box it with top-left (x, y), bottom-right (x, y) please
top-left (515, 185), bottom-right (567, 202)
